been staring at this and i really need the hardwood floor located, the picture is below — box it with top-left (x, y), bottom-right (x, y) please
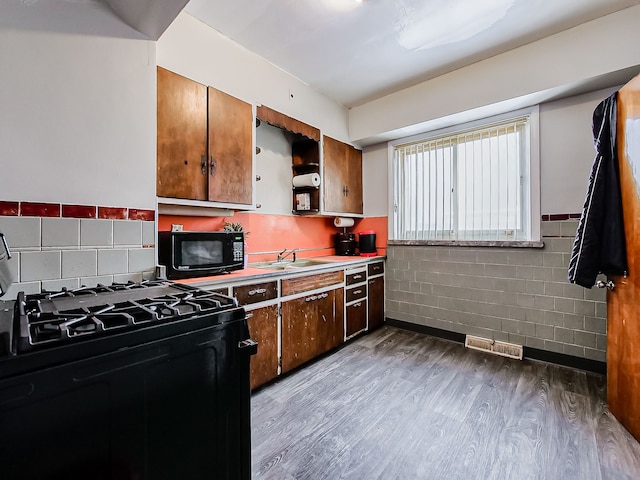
top-left (251, 326), bottom-right (640, 480)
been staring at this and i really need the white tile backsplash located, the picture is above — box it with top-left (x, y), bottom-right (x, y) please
top-left (128, 248), bottom-right (155, 273)
top-left (98, 249), bottom-right (128, 275)
top-left (42, 218), bottom-right (80, 248)
top-left (62, 250), bottom-right (97, 278)
top-left (7, 252), bottom-right (19, 282)
top-left (42, 278), bottom-right (80, 292)
top-left (0, 217), bottom-right (41, 249)
top-left (21, 251), bottom-right (61, 281)
top-left (81, 219), bottom-right (113, 247)
top-left (114, 272), bottom-right (143, 284)
top-left (114, 220), bottom-right (142, 246)
top-left (1, 215), bottom-right (155, 294)
top-left (79, 275), bottom-right (114, 288)
top-left (3, 281), bottom-right (41, 299)
top-left (142, 221), bottom-right (155, 246)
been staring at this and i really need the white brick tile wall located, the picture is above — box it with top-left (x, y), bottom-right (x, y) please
top-left (0, 217), bottom-right (41, 249)
top-left (7, 252), bottom-right (19, 282)
top-left (42, 278), bottom-right (80, 292)
top-left (114, 272), bottom-right (143, 284)
top-left (81, 219), bottom-right (113, 247)
top-left (80, 275), bottom-right (115, 288)
top-left (142, 221), bottom-right (155, 246)
top-left (0, 216), bottom-right (156, 299)
top-left (21, 251), bottom-right (61, 281)
top-left (62, 250), bottom-right (97, 278)
top-left (42, 218), bottom-right (79, 248)
top-left (98, 249), bottom-right (128, 275)
top-left (114, 220), bottom-right (142, 246)
top-left (128, 248), bottom-right (155, 273)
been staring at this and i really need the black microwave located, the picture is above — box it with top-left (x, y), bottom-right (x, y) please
top-left (158, 231), bottom-right (245, 279)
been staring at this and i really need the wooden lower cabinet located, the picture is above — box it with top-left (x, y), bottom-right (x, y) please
top-left (281, 288), bottom-right (344, 373)
top-left (346, 300), bottom-right (367, 337)
top-left (368, 276), bottom-right (385, 330)
top-left (246, 305), bottom-right (279, 390)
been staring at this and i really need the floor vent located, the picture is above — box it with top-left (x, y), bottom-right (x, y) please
top-left (465, 335), bottom-right (523, 360)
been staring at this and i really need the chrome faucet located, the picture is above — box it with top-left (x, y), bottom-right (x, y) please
top-left (277, 248), bottom-right (299, 263)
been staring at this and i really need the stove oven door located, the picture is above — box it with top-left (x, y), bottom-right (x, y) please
top-left (0, 312), bottom-right (254, 480)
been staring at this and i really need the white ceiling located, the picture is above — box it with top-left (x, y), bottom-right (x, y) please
top-left (183, 0), bottom-right (640, 108)
top-left (3, 0), bottom-right (640, 110)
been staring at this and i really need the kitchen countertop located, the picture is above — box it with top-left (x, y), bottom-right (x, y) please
top-left (178, 255), bottom-right (384, 287)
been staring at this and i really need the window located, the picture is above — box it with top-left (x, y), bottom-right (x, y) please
top-left (390, 108), bottom-right (540, 243)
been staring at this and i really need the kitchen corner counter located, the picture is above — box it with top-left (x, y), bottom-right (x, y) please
top-left (176, 255), bottom-right (384, 287)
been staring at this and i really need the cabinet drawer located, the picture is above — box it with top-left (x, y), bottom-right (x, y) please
top-left (233, 281), bottom-right (278, 305)
top-left (282, 271), bottom-right (344, 296)
top-left (368, 262), bottom-right (384, 276)
top-left (346, 270), bottom-right (366, 286)
top-left (346, 300), bottom-right (367, 337)
top-left (346, 285), bottom-right (366, 303)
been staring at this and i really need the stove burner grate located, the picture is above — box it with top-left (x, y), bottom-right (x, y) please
top-left (15, 281), bottom-right (238, 351)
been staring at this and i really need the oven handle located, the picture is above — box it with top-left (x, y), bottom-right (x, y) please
top-left (238, 338), bottom-right (258, 356)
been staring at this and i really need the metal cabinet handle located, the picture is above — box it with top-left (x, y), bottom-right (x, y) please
top-left (352, 290), bottom-right (362, 295)
top-left (352, 274), bottom-right (362, 280)
top-left (201, 155), bottom-right (207, 176)
top-left (353, 302), bottom-right (362, 308)
top-left (305, 295), bottom-right (318, 302)
top-left (210, 156), bottom-right (216, 176)
top-left (596, 280), bottom-right (615, 290)
top-left (248, 288), bottom-right (267, 296)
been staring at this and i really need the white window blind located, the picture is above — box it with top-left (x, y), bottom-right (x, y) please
top-left (392, 115), bottom-right (532, 242)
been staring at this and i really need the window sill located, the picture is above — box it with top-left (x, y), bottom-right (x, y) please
top-left (388, 240), bottom-right (545, 248)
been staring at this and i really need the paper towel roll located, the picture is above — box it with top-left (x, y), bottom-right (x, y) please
top-left (292, 173), bottom-right (321, 188)
top-left (333, 217), bottom-right (355, 228)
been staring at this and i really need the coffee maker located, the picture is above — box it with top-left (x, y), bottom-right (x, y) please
top-left (333, 217), bottom-right (356, 256)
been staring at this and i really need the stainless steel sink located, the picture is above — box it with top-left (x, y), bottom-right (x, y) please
top-left (252, 259), bottom-right (329, 270)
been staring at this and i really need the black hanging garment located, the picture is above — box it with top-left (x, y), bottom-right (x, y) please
top-left (568, 92), bottom-right (628, 288)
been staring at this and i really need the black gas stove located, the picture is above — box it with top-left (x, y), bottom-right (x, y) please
top-left (10, 280), bottom-right (237, 352)
top-left (0, 280), bottom-right (256, 480)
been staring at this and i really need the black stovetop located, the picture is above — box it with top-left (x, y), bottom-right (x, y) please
top-left (6, 280), bottom-right (239, 355)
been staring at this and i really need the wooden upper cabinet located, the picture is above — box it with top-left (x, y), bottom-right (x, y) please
top-left (323, 136), bottom-right (363, 215)
top-left (208, 87), bottom-right (253, 205)
top-left (157, 67), bottom-right (208, 200)
top-left (156, 67), bottom-right (253, 206)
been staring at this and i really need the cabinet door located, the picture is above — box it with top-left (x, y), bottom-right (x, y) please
top-left (323, 136), bottom-right (363, 214)
top-left (368, 276), bottom-right (385, 330)
top-left (346, 146), bottom-right (363, 214)
top-left (346, 299), bottom-right (367, 337)
top-left (281, 295), bottom-right (318, 373)
top-left (208, 87), bottom-right (253, 205)
top-left (247, 305), bottom-right (279, 390)
top-left (157, 67), bottom-right (208, 200)
top-left (317, 288), bottom-right (344, 354)
top-left (281, 288), bottom-right (344, 373)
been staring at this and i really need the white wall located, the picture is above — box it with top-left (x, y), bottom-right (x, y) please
top-left (362, 143), bottom-right (388, 217)
top-left (350, 5), bottom-right (640, 144)
top-left (255, 123), bottom-right (293, 215)
top-left (0, 28), bottom-right (156, 209)
top-left (157, 13), bottom-right (350, 144)
top-left (362, 86), bottom-right (624, 218)
top-left (539, 86), bottom-right (619, 215)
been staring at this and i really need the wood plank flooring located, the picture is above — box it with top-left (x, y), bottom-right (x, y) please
top-left (251, 326), bottom-right (640, 480)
